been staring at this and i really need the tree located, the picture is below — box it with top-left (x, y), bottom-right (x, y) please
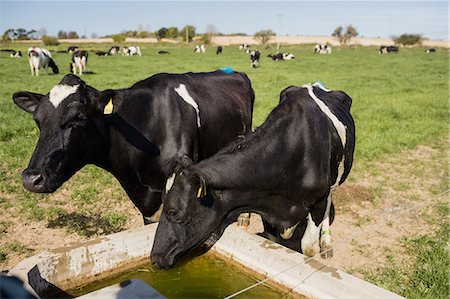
top-left (254, 29), bottom-right (275, 45)
top-left (156, 27), bottom-right (168, 41)
top-left (58, 30), bottom-right (68, 39)
top-left (199, 33), bottom-right (211, 45)
top-left (67, 31), bottom-right (79, 39)
top-left (166, 27), bottom-right (179, 38)
top-left (42, 36), bottom-right (60, 46)
top-left (16, 28), bottom-right (28, 40)
top-left (112, 34), bottom-right (125, 43)
top-left (332, 25), bottom-right (358, 45)
top-left (394, 34), bottom-right (423, 46)
top-left (180, 25), bottom-right (196, 42)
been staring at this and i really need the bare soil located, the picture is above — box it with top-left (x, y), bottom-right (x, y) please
top-left (1, 143), bottom-right (447, 280)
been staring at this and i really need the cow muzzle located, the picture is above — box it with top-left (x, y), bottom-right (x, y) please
top-left (151, 253), bottom-right (174, 270)
top-left (22, 171), bottom-right (53, 193)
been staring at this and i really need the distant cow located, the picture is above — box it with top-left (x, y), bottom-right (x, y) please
top-left (250, 50), bottom-right (260, 68)
top-left (314, 44), bottom-right (332, 54)
top-left (151, 83), bottom-right (355, 269)
top-left (158, 50), bottom-right (170, 54)
top-left (67, 46), bottom-right (79, 53)
top-left (216, 46), bottom-right (223, 55)
top-left (194, 45), bottom-right (206, 53)
top-left (379, 46), bottom-right (399, 54)
top-left (425, 48), bottom-right (436, 53)
top-left (13, 70), bottom-right (254, 225)
top-left (108, 46), bottom-right (120, 55)
top-left (28, 47), bottom-right (59, 76)
top-left (70, 50), bottom-right (88, 75)
top-left (1, 49), bottom-right (22, 58)
top-left (94, 51), bottom-right (109, 56)
top-left (122, 46), bottom-right (141, 56)
top-left (239, 44), bottom-right (249, 51)
top-left (268, 52), bottom-right (295, 61)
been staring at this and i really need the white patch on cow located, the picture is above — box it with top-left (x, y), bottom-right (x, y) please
top-left (174, 84), bottom-right (201, 127)
top-left (331, 156), bottom-right (345, 190)
top-left (165, 173), bottom-right (176, 193)
top-left (303, 84), bottom-right (346, 147)
top-left (301, 213), bottom-right (323, 256)
top-left (49, 84), bottom-right (80, 108)
top-left (280, 221), bottom-right (300, 239)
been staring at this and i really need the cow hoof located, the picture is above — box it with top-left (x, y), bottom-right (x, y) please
top-left (320, 246), bottom-right (334, 259)
top-left (304, 246), bottom-right (317, 257)
top-left (237, 213), bottom-right (250, 228)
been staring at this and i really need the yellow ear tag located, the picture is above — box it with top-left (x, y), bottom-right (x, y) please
top-left (197, 185), bottom-right (203, 198)
top-left (103, 98), bottom-right (114, 115)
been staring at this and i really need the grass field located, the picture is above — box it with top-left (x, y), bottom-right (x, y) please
top-left (0, 42), bottom-right (448, 297)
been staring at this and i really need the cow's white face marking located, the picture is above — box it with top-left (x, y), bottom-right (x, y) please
top-left (49, 84), bottom-right (80, 108)
top-left (174, 84), bottom-right (201, 127)
top-left (301, 213), bottom-right (322, 257)
top-left (165, 173), bottom-right (176, 193)
top-left (303, 84), bottom-right (346, 147)
top-left (280, 221), bottom-right (300, 239)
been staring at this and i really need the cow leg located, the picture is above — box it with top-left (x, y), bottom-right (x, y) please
top-left (301, 194), bottom-right (329, 257)
top-left (320, 192), bottom-right (334, 259)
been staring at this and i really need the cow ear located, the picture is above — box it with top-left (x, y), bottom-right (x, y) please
top-left (13, 91), bottom-right (44, 113)
top-left (98, 89), bottom-right (117, 115)
top-left (279, 86), bottom-right (300, 103)
top-left (330, 91), bottom-right (353, 111)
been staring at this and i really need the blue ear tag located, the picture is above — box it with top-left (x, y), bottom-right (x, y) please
top-left (312, 81), bottom-right (331, 92)
top-left (219, 67), bottom-right (234, 74)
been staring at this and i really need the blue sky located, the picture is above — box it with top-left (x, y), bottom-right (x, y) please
top-left (0, 1), bottom-right (448, 40)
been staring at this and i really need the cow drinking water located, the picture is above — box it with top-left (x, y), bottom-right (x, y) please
top-left (151, 83), bottom-right (355, 269)
top-left (13, 70), bottom-right (254, 224)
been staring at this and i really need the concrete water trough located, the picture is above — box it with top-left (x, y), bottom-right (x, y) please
top-left (9, 223), bottom-right (403, 298)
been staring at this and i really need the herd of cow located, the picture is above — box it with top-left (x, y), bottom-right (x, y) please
top-left (13, 59), bottom-right (355, 269)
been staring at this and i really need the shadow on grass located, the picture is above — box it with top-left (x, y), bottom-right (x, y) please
top-left (47, 212), bottom-right (124, 237)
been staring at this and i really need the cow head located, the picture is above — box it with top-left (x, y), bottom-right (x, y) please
top-left (151, 165), bottom-right (228, 269)
top-left (13, 74), bottom-right (110, 193)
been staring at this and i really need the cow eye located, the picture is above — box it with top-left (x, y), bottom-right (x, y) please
top-left (61, 113), bottom-right (87, 129)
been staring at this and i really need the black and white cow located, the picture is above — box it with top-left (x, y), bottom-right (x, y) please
top-left (194, 45), bottom-right (206, 53)
top-left (67, 46), bottom-right (79, 53)
top-left (158, 50), bottom-right (170, 54)
top-left (425, 48), bottom-right (436, 53)
top-left (28, 47), bottom-right (59, 76)
top-left (94, 51), bottom-right (109, 56)
top-left (250, 50), bottom-right (260, 68)
top-left (239, 44), bottom-right (249, 51)
top-left (151, 82), bottom-right (355, 269)
top-left (379, 46), bottom-right (399, 54)
top-left (216, 46), bottom-right (223, 55)
top-left (13, 70), bottom-right (254, 225)
top-left (108, 46), bottom-right (120, 55)
top-left (268, 52), bottom-right (295, 61)
top-left (10, 50), bottom-right (22, 58)
top-left (314, 44), bottom-right (332, 54)
top-left (70, 50), bottom-right (88, 76)
top-left (122, 46), bottom-right (141, 56)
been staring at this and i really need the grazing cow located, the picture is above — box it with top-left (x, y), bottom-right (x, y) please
top-left (216, 46), bottom-right (223, 55)
top-left (13, 70), bottom-right (254, 225)
top-left (250, 50), bottom-right (260, 68)
top-left (151, 82), bottom-right (355, 269)
top-left (158, 50), bottom-right (170, 54)
top-left (194, 45), bottom-right (206, 53)
top-left (67, 46), bottom-right (79, 53)
top-left (314, 44), bottom-right (332, 54)
top-left (379, 46), bottom-right (399, 54)
top-left (70, 50), bottom-right (88, 75)
top-left (425, 48), bottom-right (436, 53)
top-left (239, 44), bottom-right (249, 51)
top-left (122, 46), bottom-right (142, 56)
top-left (10, 50), bottom-right (22, 58)
top-left (268, 52), bottom-right (295, 61)
top-left (108, 46), bottom-right (120, 55)
top-left (94, 50), bottom-right (109, 56)
top-left (28, 47), bottom-right (59, 76)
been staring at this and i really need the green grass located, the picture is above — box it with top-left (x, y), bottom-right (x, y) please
top-left (0, 42), bottom-right (448, 291)
top-left (365, 203), bottom-right (449, 299)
